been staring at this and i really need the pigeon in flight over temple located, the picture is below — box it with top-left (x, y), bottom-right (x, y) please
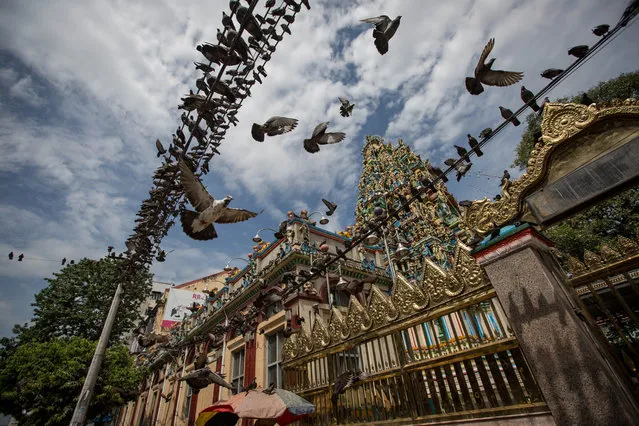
top-left (338, 97), bottom-right (355, 117)
top-left (360, 15), bottom-right (401, 55)
top-left (178, 159), bottom-right (260, 240)
top-left (331, 371), bottom-right (369, 404)
top-left (180, 368), bottom-right (233, 394)
top-left (156, 139), bottom-right (167, 157)
top-left (465, 38), bottom-right (523, 95)
top-left (251, 117), bottom-right (299, 142)
top-left (303, 122), bottom-right (346, 153)
top-left (322, 199), bottom-right (338, 216)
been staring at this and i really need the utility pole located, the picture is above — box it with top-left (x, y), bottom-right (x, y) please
top-left (70, 282), bottom-right (124, 426)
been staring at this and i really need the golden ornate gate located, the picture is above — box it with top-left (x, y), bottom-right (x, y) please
top-left (282, 243), bottom-right (549, 424)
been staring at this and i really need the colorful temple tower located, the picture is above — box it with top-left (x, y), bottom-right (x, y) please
top-left (354, 135), bottom-right (474, 276)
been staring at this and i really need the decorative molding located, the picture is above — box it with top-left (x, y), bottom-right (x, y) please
top-left (463, 99), bottom-right (639, 235)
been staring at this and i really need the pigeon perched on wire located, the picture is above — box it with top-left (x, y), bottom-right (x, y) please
top-left (465, 38), bottom-right (523, 95)
top-left (444, 158), bottom-right (472, 182)
top-left (592, 24), bottom-right (610, 36)
top-left (466, 134), bottom-right (483, 157)
top-left (194, 62), bottom-right (215, 73)
top-left (360, 15), bottom-right (401, 55)
top-left (178, 159), bottom-right (260, 240)
top-left (338, 97), bottom-right (355, 117)
top-left (618, 0), bottom-right (639, 27)
top-left (479, 128), bottom-right (493, 139)
top-left (322, 199), bottom-right (338, 216)
top-left (568, 45), bottom-right (589, 58)
top-left (541, 68), bottom-right (563, 79)
top-left (499, 106), bottom-right (520, 127)
top-left (230, 1), bottom-right (263, 41)
top-left (303, 122), bottom-right (346, 153)
top-left (251, 117), bottom-right (299, 142)
top-left (520, 86), bottom-right (540, 112)
top-left (427, 163), bottom-right (448, 183)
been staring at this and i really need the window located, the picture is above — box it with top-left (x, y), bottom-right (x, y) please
top-left (231, 349), bottom-right (245, 393)
top-left (266, 331), bottom-right (284, 388)
top-left (182, 384), bottom-right (192, 419)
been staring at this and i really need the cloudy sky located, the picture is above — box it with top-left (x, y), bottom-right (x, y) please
top-left (0, 0), bottom-right (637, 337)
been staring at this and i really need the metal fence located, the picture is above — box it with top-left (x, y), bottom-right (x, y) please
top-left (283, 296), bottom-right (549, 425)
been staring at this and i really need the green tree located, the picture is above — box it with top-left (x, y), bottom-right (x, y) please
top-left (512, 70), bottom-right (639, 169)
top-left (0, 337), bottom-right (146, 426)
top-left (25, 257), bottom-right (152, 342)
top-left (511, 70), bottom-right (639, 260)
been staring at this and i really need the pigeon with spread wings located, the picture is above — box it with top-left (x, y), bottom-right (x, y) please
top-left (251, 116), bottom-right (299, 142)
top-left (360, 15), bottom-right (401, 55)
top-left (303, 122), bottom-right (346, 153)
top-left (465, 38), bottom-right (523, 95)
top-left (338, 97), bottom-right (355, 117)
top-left (178, 159), bottom-right (260, 240)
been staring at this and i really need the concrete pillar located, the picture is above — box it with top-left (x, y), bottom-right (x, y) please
top-left (472, 225), bottom-right (639, 425)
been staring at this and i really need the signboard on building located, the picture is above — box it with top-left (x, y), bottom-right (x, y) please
top-left (161, 288), bottom-right (207, 328)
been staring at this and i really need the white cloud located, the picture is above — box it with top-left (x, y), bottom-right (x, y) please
top-left (0, 0), bottom-right (637, 336)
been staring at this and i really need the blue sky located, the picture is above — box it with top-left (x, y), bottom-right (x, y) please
top-left (0, 0), bottom-right (638, 337)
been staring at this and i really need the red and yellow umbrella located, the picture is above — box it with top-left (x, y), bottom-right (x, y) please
top-left (195, 406), bottom-right (239, 426)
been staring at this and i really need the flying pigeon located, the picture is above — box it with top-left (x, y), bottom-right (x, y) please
top-left (8, 252), bottom-right (13, 260)
top-left (499, 106), bottom-right (520, 126)
top-left (338, 97), bottom-right (355, 117)
top-left (520, 86), bottom-right (540, 112)
top-left (322, 198), bottom-right (338, 216)
top-left (180, 368), bottom-right (233, 394)
top-left (331, 371), bottom-right (369, 404)
top-left (155, 139), bottom-right (167, 157)
top-left (592, 24), bottom-right (610, 36)
top-left (465, 38), bottom-right (523, 95)
top-left (568, 45), bottom-right (589, 58)
top-left (178, 159), bottom-right (260, 240)
top-left (61, 257), bottom-right (66, 266)
top-left (360, 15), bottom-right (401, 55)
top-left (467, 134), bottom-right (483, 157)
top-left (251, 116), bottom-right (299, 142)
top-left (18, 253), bottom-right (24, 261)
top-left (263, 382), bottom-right (276, 394)
top-left (444, 158), bottom-right (472, 182)
top-left (303, 122), bottom-right (346, 153)
top-left (541, 68), bottom-right (564, 79)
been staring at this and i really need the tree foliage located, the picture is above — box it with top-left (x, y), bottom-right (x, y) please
top-left (510, 70), bottom-right (639, 260)
top-left (25, 257), bottom-right (152, 343)
top-left (0, 337), bottom-right (146, 426)
top-left (512, 70), bottom-right (639, 170)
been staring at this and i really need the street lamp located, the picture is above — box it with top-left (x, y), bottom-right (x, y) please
top-left (224, 257), bottom-right (250, 272)
top-left (252, 227), bottom-right (279, 244)
top-left (308, 211), bottom-right (329, 225)
top-left (365, 232), bottom-right (380, 245)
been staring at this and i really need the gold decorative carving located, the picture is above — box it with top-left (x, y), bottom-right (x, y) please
top-left (463, 100), bottom-right (639, 235)
top-left (421, 259), bottom-right (447, 303)
top-left (283, 335), bottom-right (298, 360)
top-left (296, 326), bottom-right (313, 354)
top-left (392, 273), bottom-right (429, 314)
top-left (328, 308), bottom-right (350, 340)
top-left (453, 242), bottom-right (484, 288)
top-left (567, 256), bottom-right (588, 275)
top-left (616, 235), bottom-right (639, 253)
top-left (311, 315), bottom-right (331, 348)
top-left (583, 250), bottom-right (603, 269)
top-left (346, 295), bottom-right (372, 334)
top-left (599, 244), bottom-right (621, 263)
top-left (368, 285), bottom-right (398, 327)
